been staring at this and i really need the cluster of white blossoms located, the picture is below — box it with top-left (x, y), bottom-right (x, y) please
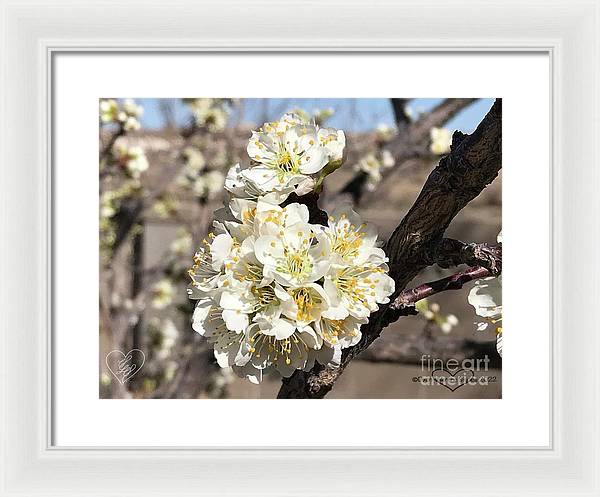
top-left (151, 278), bottom-right (177, 310)
top-left (185, 98), bottom-right (229, 132)
top-left (415, 299), bottom-right (459, 334)
top-left (178, 146), bottom-right (225, 201)
top-left (354, 150), bottom-right (395, 191)
top-left (188, 113), bottom-right (395, 383)
top-left (113, 144), bottom-right (149, 179)
top-left (99, 98), bottom-right (143, 131)
top-left (353, 122), bottom-right (396, 191)
top-left (222, 113), bottom-right (346, 205)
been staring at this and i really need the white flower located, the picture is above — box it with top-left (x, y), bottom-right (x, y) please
top-left (321, 207), bottom-right (394, 320)
top-left (154, 318), bottom-right (179, 360)
top-left (430, 127), bottom-right (452, 155)
top-left (187, 246), bottom-right (223, 295)
top-left (100, 99), bottom-right (119, 123)
top-left (496, 330), bottom-right (503, 357)
top-left (242, 113), bottom-right (345, 197)
top-left (100, 98), bottom-right (143, 130)
top-left (447, 314), bottom-right (459, 326)
top-left (183, 146), bottom-right (206, 172)
top-left (468, 275), bottom-right (502, 332)
top-left (245, 123), bottom-right (327, 193)
top-left (254, 223), bottom-right (331, 287)
top-left (280, 283), bottom-right (331, 326)
top-left (245, 320), bottom-right (322, 377)
top-left (381, 149), bottom-right (395, 168)
top-left (123, 98), bottom-right (143, 118)
top-left (151, 279), bottom-right (176, 309)
top-left (354, 151), bottom-right (395, 191)
top-left (375, 124), bottom-right (395, 142)
top-left (224, 163), bottom-right (291, 205)
top-left (323, 264), bottom-right (394, 320)
top-left (123, 116), bottom-right (141, 131)
top-left (192, 170), bottom-right (225, 200)
top-left (324, 205), bottom-right (385, 266)
top-left (215, 199), bottom-right (310, 250)
top-left (315, 315), bottom-right (366, 348)
top-left (416, 299), bottom-right (459, 333)
top-left (161, 318), bottom-right (179, 347)
top-left (170, 228), bottom-right (192, 257)
top-left (317, 127), bottom-right (346, 164)
top-left (100, 191), bottom-right (117, 218)
top-left (192, 299), bottom-right (254, 373)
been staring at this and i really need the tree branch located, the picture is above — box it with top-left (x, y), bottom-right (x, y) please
top-left (99, 124), bottom-right (125, 161)
top-left (390, 98), bottom-right (411, 131)
top-left (341, 98), bottom-right (478, 202)
top-left (432, 238), bottom-right (502, 275)
top-left (278, 98), bottom-right (502, 399)
top-left (390, 265), bottom-right (492, 312)
top-left (398, 98), bottom-right (477, 148)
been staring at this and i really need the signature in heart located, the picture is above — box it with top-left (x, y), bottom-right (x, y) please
top-left (105, 349), bottom-right (146, 384)
top-left (431, 368), bottom-right (475, 392)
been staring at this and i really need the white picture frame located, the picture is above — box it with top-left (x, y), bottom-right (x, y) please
top-left (1, 0), bottom-right (598, 495)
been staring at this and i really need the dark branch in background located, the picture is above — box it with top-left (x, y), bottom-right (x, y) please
top-left (278, 99), bottom-right (502, 399)
top-left (341, 98), bottom-right (477, 203)
top-left (109, 122), bottom-right (200, 256)
top-left (357, 332), bottom-right (501, 370)
top-left (100, 124), bottom-right (124, 160)
top-left (99, 124), bottom-right (126, 178)
top-left (395, 98), bottom-right (477, 150)
top-left (390, 98), bottom-right (411, 132)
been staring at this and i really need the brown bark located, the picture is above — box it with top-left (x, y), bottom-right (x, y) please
top-left (432, 238), bottom-right (502, 276)
top-left (390, 265), bottom-right (494, 312)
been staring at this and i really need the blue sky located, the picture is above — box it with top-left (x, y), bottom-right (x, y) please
top-left (135, 98), bottom-right (495, 134)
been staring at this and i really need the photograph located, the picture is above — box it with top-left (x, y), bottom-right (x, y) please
top-left (98, 97), bottom-right (502, 399)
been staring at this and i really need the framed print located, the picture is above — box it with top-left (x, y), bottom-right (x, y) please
top-left (1, 1), bottom-right (599, 496)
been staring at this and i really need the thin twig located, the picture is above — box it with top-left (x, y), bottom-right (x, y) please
top-left (390, 266), bottom-right (492, 312)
